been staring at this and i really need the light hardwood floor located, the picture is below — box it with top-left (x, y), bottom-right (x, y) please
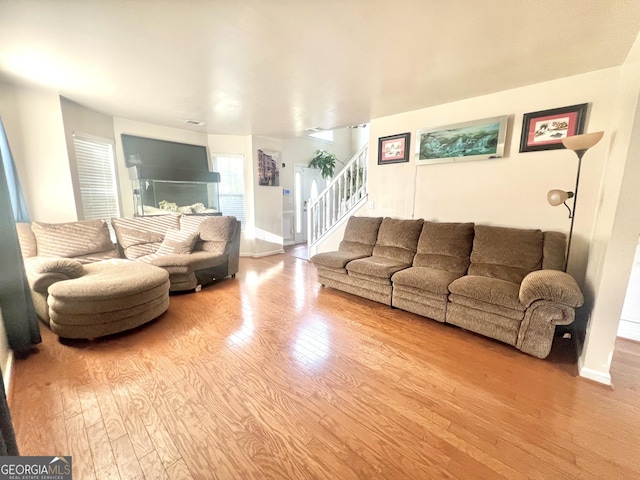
top-left (9, 254), bottom-right (640, 479)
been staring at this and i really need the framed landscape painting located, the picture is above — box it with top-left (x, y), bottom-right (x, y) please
top-left (416, 115), bottom-right (508, 165)
top-left (378, 132), bottom-right (410, 165)
top-left (519, 103), bottom-right (588, 153)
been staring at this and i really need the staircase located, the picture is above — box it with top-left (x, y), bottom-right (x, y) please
top-left (307, 145), bottom-right (368, 252)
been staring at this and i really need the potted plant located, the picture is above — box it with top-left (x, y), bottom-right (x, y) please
top-left (308, 150), bottom-right (337, 180)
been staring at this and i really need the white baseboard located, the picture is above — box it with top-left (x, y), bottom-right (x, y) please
top-left (3, 351), bottom-right (13, 401)
top-left (578, 356), bottom-right (612, 385)
top-left (240, 249), bottom-right (286, 258)
top-left (617, 319), bottom-right (640, 342)
top-left (252, 249), bottom-right (285, 258)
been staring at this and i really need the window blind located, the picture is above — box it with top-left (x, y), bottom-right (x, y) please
top-left (212, 154), bottom-right (246, 228)
top-left (72, 133), bottom-right (120, 224)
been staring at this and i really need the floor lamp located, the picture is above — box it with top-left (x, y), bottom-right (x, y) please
top-left (547, 131), bottom-right (604, 271)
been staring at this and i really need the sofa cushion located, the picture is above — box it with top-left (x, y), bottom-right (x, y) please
top-left (31, 219), bottom-right (115, 258)
top-left (138, 250), bottom-right (226, 272)
top-left (413, 222), bottom-right (474, 274)
top-left (391, 266), bottom-right (460, 295)
top-left (197, 216), bottom-right (237, 242)
top-left (339, 216), bottom-right (384, 256)
top-left (468, 225), bottom-right (543, 284)
top-left (311, 250), bottom-right (370, 269)
top-left (371, 218), bottom-right (424, 264)
top-left (179, 215), bottom-right (210, 237)
top-left (542, 231), bottom-right (567, 271)
top-left (156, 228), bottom-right (197, 255)
top-left (346, 256), bottom-right (410, 279)
top-left (448, 275), bottom-right (525, 312)
top-left (16, 223), bottom-right (37, 257)
top-left (112, 215), bottom-right (180, 258)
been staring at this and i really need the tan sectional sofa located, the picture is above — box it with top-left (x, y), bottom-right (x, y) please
top-left (311, 216), bottom-right (584, 359)
top-left (17, 214), bottom-right (240, 339)
top-left (111, 214), bottom-right (241, 291)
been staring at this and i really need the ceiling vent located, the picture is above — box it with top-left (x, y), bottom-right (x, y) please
top-left (180, 119), bottom-right (206, 126)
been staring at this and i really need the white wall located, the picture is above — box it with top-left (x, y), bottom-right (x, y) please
top-left (0, 83), bottom-right (75, 222)
top-left (252, 136), bottom-right (284, 256)
top-left (578, 36), bottom-right (640, 384)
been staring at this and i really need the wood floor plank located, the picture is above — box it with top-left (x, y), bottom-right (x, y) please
top-left (65, 413), bottom-right (96, 480)
top-left (8, 255), bottom-right (640, 479)
top-left (124, 383), bottom-right (181, 469)
top-left (78, 386), bottom-right (103, 428)
top-left (139, 451), bottom-right (170, 480)
top-left (94, 384), bottom-right (127, 441)
top-left (165, 459), bottom-right (195, 480)
top-left (86, 421), bottom-right (120, 480)
top-left (110, 384), bottom-right (156, 460)
top-left (111, 434), bottom-right (145, 480)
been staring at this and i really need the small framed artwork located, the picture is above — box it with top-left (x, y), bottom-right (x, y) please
top-left (519, 103), bottom-right (588, 153)
top-left (257, 149), bottom-right (280, 186)
top-left (378, 132), bottom-right (411, 165)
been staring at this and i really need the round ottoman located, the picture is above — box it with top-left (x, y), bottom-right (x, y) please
top-left (46, 259), bottom-right (170, 339)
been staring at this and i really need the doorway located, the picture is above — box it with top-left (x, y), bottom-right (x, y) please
top-left (293, 164), bottom-right (326, 245)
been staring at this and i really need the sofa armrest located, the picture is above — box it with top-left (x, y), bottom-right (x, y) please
top-left (24, 257), bottom-right (85, 293)
top-left (519, 270), bottom-right (584, 308)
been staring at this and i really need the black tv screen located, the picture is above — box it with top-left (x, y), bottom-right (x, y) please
top-left (122, 134), bottom-right (209, 171)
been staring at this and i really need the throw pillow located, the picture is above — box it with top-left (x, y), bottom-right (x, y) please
top-left (156, 228), bottom-right (197, 255)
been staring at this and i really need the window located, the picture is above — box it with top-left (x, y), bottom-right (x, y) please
top-left (212, 154), bottom-right (246, 228)
top-left (72, 133), bottom-right (120, 232)
top-left (307, 130), bottom-right (334, 142)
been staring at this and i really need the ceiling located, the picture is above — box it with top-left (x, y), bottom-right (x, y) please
top-left (0, 1), bottom-right (639, 139)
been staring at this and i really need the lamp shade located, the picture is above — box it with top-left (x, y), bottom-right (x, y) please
top-left (547, 189), bottom-right (574, 206)
top-left (562, 131), bottom-right (604, 151)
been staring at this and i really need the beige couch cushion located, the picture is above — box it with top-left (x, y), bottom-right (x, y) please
top-left (413, 222), bottom-right (474, 274)
top-left (371, 218), bottom-right (423, 264)
top-left (346, 256), bottom-right (410, 279)
top-left (391, 267), bottom-right (460, 295)
top-left (156, 228), bottom-right (197, 255)
top-left (542, 231), bottom-right (567, 270)
top-left (339, 216), bottom-right (383, 256)
top-left (345, 218), bottom-right (422, 279)
top-left (16, 223), bottom-right (37, 257)
top-left (198, 216), bottom-right (237, 242)
top-left (112, 215), bottom-right (180, 258)
top-left (311, 250), bottom-right (370, 269)
top-left (311, 216), bottom-right (383, 269)
top-left (449, 275), bottom-right (525, 312)
top-left (179, 215), bottom-right (210, 237)
top-left (31, 219), bottom-right (115, 258)
top-left (468, 225), bottom-right (543, 284)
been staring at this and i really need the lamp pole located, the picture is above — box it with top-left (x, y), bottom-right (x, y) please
top-left (564, 149), bottom-right (586, 272)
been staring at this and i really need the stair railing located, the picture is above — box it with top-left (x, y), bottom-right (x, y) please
top-left (308, 145), bottom-right (368, 247)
